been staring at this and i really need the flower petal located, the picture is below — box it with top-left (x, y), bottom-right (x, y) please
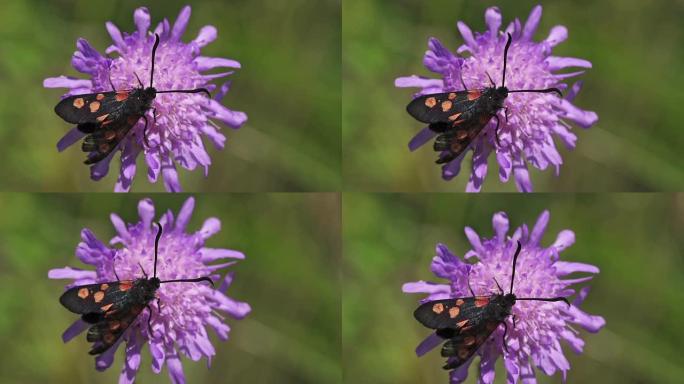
top-left (545, 56), bottom-right (592, 71)
top-left (166, 354), bottom-right (186, 384)
top-left (56, 127), bottom-right (86, 152)
top-left (416, 332), bottom-right (442, 357)
top-left (134, 7), bottom-right (151, 36)
top-left (492, 212), bottom-right (509, 244)
top-left (194, 56), bottom-right (241, 71)
top-left (161, 155), bottom-right (182, 192)
top-left (48, 267), bottom-right (96, 280)
top-left (545, 26), bottom-right (568, 47)
top-left (553, 261), bottom-right (599, 276)
top-left (522, 5), bottom-right (542, 42)
top-left (456, 22), bottom-right (477, 50)
top-left (175, 197), bottom-right (195, 232)
top-left (119, 332), bottom-right (143, 384)
top-left (464, 227), bottom-right (485, 255)
top-left (105, 22), bottom-right (125, 49)
top-left (552, 230), bottom-right (575, 251)
top-left (529, 210), bottom-right (550, 246)
top-left (408, 126), bottom-right (436, 151)
top-left (394, 75), bottom-right (443, 91)
top-left (43, 76), bottom-right (92, 89)
top-left (62, 319), bottom-right (88, 342)
top-left (171, 6), bottom-right (191, 41)
top-left (401, 281), bottom-right (450, 295)
top-left (200, 248), bottom-right (245, 262)
top-left (206, 100), bottom-right (247, 128)
top-left (513, 153), bottom-right (533, 192)
top-left (194, 25), bottom-right (217, 47)
top-left (557, 99), bottom-right (598, 128)
top-left (114, 142), bottom-right (140, 192)
top-left (485, 7), bottom-right (502, 38)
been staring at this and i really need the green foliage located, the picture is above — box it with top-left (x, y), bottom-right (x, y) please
top-left (343, 0), bottom-right (684, 191)
top-left (343, 193), bottom-right (684, 383)
top-left (0, 194), bottom-right (341, 383)
top-left (0, 0), bottom-right (340, 191)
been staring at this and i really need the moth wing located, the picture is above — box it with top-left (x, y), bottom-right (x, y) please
top-left (440, 321), bottom-right (500, 369)
top-left (432, 115), bottom-right (492, 164)
top-left (414, 296), bottom-right (491, 330)
top-left (59, 280), bottom-right (135, 317)
top-left (86, 303), bottom-right (145, 355)
top-left (406, 90), bottom-right (479, 124)
top-left (80, 111), bottom-right (141, 165)
top-left (55, 91), bottom-right (129, 124)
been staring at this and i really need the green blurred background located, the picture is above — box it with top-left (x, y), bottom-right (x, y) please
top-left (343, 0), bottom-right (684, 191)
top-left (343, 193), bottom-right (684, 383)
top-left (0, 0), bottom-right (340, 192)
top-left (0, 193), bottom-right (340, 383)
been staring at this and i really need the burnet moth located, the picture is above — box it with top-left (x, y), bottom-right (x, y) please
top-left (406, 33), bottom-right (562, 164)
top-left (413, 241), bottom-right (569, 369)
top-left (58, 222), bottom-right (213, 355)
top-left (53, 33), bottom-right (210, 164)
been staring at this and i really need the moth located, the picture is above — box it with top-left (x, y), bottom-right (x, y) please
top-left (59, 222), bottom-right (213, 355)
top-left (413, 241), bottom-right (569, 369)
top-left (53, 33), bottom-right (210, 164)
top-left (406, 33), bottom-right (562, 164)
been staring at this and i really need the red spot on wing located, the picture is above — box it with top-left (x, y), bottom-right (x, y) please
top-left (467, 90), bottom-right (481, 101)
top-left (475, 297), bottom-right (489, 307)
top-left (115, 91), bottom-right (129, 102)
top-left (119, 281), bottom-right (133, 291)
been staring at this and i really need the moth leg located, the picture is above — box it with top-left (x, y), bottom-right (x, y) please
top-left (134, 72), bottom-right (144, 88)
top-left (113, 267), bottom-right (121, 281)
top-left (145, 304), bottom-right (154, 337)
top-left (493, 277), bottom-right (503, 294)
top-left (501, 320), bottom-right (509, 354)
top-left (138, 262), bottom-right (148, 278)
top-left (108, 71), bottom-right (117, 92)
top-left (141, 114), bottom-right (151, 149)
top-left (460, 71), bottom-right (468, 91)
top-left (485, 71), bottom-right (495, 87)
top-left (467, 269), bottom-right (476, 296)
top-left (493, 114), bottom-right (502, 147)
top-left (156, 297), bottom-right (162, 314)
top-left (512, 315), bottom-right (517, 329)
top-left (503, 107), bottom-right (509, 123)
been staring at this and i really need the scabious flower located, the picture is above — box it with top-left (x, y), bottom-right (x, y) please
top-left (44, 6), bottom-right (247, 192)
top-left (402, 211), bottom-right (605, 383)
top-left (48, 197), bottom-right (250, 384)
top-left (396, 5), bottom-right (598, 192)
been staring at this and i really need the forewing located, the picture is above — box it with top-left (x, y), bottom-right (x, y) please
top-left (80, 112), bottom-right (141, 165)
top-left (86, 303), bottom-right (145, 355)
top-left (406, 90), bottom-right (482, 124)
top-left (55, 91), bottom-right (130, 124)
top-left (59, 280), bottom-right (135, 318)
top-left (414, 296), bottom-right (493, 330)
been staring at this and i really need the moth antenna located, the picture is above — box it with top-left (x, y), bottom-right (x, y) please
top-left (502, 33), bottom-right (512, 88)
top-left (153, 222), bottom-right (162, 278)
top-left (516, 297), bottom-right (570, 306)
top-left (507, 88), bottom-right (563, 98)
top-left (156, 88), bottom-right (212, 98)
top-left (159, 276), bottom-right (214, 286)
top-left (150, 33), bottom-right (160, 88)
top-left (509, 241), bottom-right (522, 294)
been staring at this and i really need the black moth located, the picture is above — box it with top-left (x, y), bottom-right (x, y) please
top-left (54, 33), bottom-right (210, 164)
top-left (413, 241), bottom-right (569, 370)
top-left (59, 222), bottom-right (213, 355)
top-left (406, 33), bottom-right (562, 165)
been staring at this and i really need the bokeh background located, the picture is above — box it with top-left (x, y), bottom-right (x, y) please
top-left (343, 193), bottom-right (684, 383)
top-left (343, 0), bottom-right (684, 192)
top-left (0, 0), bottom-right (340, 192)
top-left (0, 193), bottom-right (340, 383)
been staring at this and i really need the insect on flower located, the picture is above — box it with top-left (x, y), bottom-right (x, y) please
top-left (406, 33), bottom-right (561, 165)
top-left (58, 222), bottom-right (213, 355)
top-left (413, 241), bottom-right (569, 370)
top-left (53, 33), bottom-right (210, 165)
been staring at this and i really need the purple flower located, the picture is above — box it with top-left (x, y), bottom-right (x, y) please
top-left (48, 197), bottom-right (250, 384)
top-left (44, 6), bottom-right (247, 192)
top-left (396, 5), bottom-right (598, 192)
top-left (402, 211), bottom-right (605, 383)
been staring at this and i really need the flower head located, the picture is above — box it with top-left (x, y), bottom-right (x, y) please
top-left (48, 197), bottom-right (250, 384)
top-left (45, 6), bottom-right (247, 192)
top-left (402, 211), bottom-right (605, 383)
top-left (396, 5), bottom-right (598, 192)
